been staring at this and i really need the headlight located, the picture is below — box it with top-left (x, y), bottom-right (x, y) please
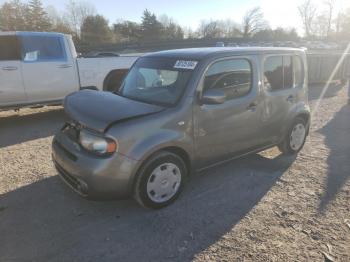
top-left (79, 130), bottom-right (117, 155)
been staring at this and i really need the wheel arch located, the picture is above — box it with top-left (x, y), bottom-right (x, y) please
top-left (129, 145), bottom-right (193, 193)
top-left (295, 111), bottom-right (311, 134)
top-left (103, 68), bottom-right (129, 92)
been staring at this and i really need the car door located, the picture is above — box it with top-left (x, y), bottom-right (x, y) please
top-left (261, 55), bottom-right (300, 142)
top-left (0, 35), bottom-right (26, 107)
top-left (19, 33), bottom-right (79, 103)
top-left (194, 56), bottom-right (266, 168)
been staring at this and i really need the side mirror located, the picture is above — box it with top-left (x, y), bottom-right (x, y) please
top-left (201, 89), bottom-right (226, 105)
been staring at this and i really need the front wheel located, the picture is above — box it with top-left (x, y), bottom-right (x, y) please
top-left (134, 151), bottom-right (187, 209)
top-left (278, 117), bottom-right (308, 155)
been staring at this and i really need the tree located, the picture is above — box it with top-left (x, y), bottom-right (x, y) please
top-left (253, 28), bottom-right (299, 41)
top-left (335, 8), bottom-right (350, 40)
top-left (298, 0), bottom-right (317, 38)
top-left (242, 7), bottom-right (268, 38)
top-left (183, 27), bottom-right (197, 39)
top-left (46, 5), bottom-right (74, 34)
top-left (141, 9), bottom-right (162, 41)
top-left (158, 14), bottom-right (184, 40)
top-left (113, 20), bottom-right (142, 42)
top-left (0, 0), bottom-right (29, 31)
top-left (313, 13), bottom-right (329, 39)
top-left (27, 0), bottom-right (51, 31)
top-left (81, 15), bottom-right (113, 44)
top-left (197, 20), bottom-right (223, 38)
top-left (220, 19), bottom-right (241, 38)
top-left (196, 19), bottom-right (240, 39)
top-left (65, 0), bottom-right (96, 37)
top-left (324, 0), bottom-right (336, 38)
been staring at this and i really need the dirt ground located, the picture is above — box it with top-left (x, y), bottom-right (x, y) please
top-left (0, 84), bottom-right (349, 262)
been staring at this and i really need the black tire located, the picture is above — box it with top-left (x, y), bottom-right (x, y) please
top-left (134, 151), bottom-right (187, 209)
top-left (278, 117), bottom-right (308, 155)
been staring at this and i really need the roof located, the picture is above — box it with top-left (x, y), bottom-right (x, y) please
top-left (143, 47), bottom-right (305, 60)
top-left (0, 31), bottom-right (66, 37)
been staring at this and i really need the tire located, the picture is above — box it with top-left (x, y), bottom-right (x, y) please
top-left (278, 117), bottom-right (308, 155)
top-left (134, 151), bottom-right (188, 209)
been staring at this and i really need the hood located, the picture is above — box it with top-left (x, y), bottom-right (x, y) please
top-left (64, 90), bottom-right (165, 133)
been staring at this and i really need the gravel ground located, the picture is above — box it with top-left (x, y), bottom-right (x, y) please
top-left (0, 84), bottom-right (349, 262)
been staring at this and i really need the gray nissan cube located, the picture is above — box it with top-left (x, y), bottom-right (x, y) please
top-left (52, 47), bottom-right (310, 209)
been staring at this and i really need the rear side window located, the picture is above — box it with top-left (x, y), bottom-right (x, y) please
top-left (20, 35), bottom-right (66, 62)
top-left (294, 56), bottom-right (304, 88)
top-left (264, 56), bottom-right (284, 91)
top-left (0, 36), bottom-right (21, 61)
top-left (204, 59), bottom-right (252, 100)
top-left (264, 55), bottom-right (305, 91)
top-left (283, 56), bottom-right (293, 89)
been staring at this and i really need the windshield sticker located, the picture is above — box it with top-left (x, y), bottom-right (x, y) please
top-left (174, 60), bottom-right (198, 70)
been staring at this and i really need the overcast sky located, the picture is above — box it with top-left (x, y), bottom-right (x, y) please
top-left (2, 0), bottom-right (350, 33)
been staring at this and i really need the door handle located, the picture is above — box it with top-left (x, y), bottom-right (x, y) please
top-left (2, 66), bottom-right (18, 71)
top-left (247, 102), bottom-right (258, 111)
top-left (58, 64), bottom-right (73, 69)
top-left (286, 95), bottom-right (294, 103)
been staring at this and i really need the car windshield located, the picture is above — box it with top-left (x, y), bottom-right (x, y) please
top-left (119, 57), bottom-right (195, 106)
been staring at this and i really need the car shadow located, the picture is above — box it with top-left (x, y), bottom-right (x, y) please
top-left (308, 82), bottom-right (344, 101)
top-left (0, 152), bottom-right (296, 262)
top-left (318, 104), bottom-right (350, 213)
top-left (0, 108), bottom-right (66, 148)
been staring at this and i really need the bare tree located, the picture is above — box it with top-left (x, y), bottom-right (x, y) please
top-left (324, 0), bottom-right (336, 37)
top-left (313, 13), bottom-right (329, 38)
top-left (46, 5), bottom-right (74, 34)
top-left (334, 8), bottom-right (350, 39)
top-left (220, 19), bottom-right (241, 38)
top-left (298, 0), bottom-right (317, 38)
top-left (242, 7), bottom-right (268, 38)
top-left (197, 20), bottom-right (222, 38)
top-left (65, 0), bottom-right (96, 37)
top-left (183, 27), bottom-right (197, 39)
top-left (197, 19), bottom-right (241, 38)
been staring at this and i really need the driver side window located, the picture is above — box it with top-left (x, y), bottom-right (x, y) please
top-left (204, 59), bottom-right (252, 100)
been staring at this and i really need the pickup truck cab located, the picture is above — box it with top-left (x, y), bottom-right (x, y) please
top-left (0, 32), bottom-right (138, 110)
top-left (52, 47), bottom-right (311, 209)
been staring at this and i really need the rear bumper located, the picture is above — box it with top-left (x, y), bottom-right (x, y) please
top-left (52, 131), bottom-right (140, 200)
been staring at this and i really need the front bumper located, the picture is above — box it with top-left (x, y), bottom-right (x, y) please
top-left (52, 131), bottom-right (140, 200)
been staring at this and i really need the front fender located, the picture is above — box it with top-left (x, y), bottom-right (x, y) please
top-left (123, 129), bottom-right (194, 193)
top-left (129, 129), bottom-right (194, 163)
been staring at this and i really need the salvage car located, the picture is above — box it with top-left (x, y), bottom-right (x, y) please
top-left (0, 32), bottom-right (139, 110)
top-left (52, 47), bottom-right (311, 209)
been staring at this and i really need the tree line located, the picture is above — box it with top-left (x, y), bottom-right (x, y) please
top-left (0, 0), bottom-right (349, 46)
top-left (298, 0), bottom-right (350, 40)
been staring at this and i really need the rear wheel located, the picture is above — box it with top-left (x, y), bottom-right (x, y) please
top-left (278, 117), bottom-right (308, 155)
top-left (134, 151), bottom-right (187, 209)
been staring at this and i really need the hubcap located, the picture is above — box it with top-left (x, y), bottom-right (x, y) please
top-left (290, 123), bottom-right (306, 151)
top-left (146, 163), bottom-right (182, 203)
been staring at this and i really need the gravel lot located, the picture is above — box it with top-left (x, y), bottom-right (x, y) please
top-left (0, 84), bottom-right (349, 262)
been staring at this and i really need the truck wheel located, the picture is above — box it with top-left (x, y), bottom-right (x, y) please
top-left (278, 117), bottom-right (308, 155)
top-left (134, 151), bottom-right (187, 209)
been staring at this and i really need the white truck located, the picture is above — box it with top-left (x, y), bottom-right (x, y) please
top-left (0, 32), bottom-right (139, 110)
